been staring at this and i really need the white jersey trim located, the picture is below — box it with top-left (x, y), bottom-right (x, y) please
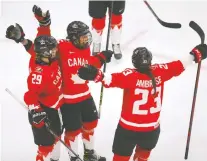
top-left (51, 94), bottom-right (64, 108)
top-left (63, 90), bottom-right (90, 99)
top-left (180, 55), bottom-right (194, 69)
top-left (120, 117), bottom-right (160, 128)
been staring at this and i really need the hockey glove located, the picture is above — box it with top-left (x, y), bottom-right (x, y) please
top-left (6, 23), bottom-right (25, 43)
top-left (190, 44), bottom-right (207, 63)
top-left (32, 5), bottom-right (51, 26)
top-left (30, 107), bottom-right (48, 128)
top-left (100, 50), bottom-right (114, 63)
top-left (78, 64), bottom-right (104, 82)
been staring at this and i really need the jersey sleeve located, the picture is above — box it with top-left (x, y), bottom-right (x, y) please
top-left (36, 26), bottom-right (51, 37)
top-left (23, 26), bottom-right (51, 57)
top-left (25, 41), bottom-right (35, 57)
top-left (89, 55), bottom-right (103, 68)
top-left (101, 68), bottom-right (138, 89)
top-left (24, 68), bottom-right (48, 109)
top-left (155, 60), bottom-right (185, 82)
top-left (89, 52), bottom-right (108, 68)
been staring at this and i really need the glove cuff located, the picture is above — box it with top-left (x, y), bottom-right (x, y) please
top-left (94, 70), bottom-right (104, 83)
top-left (39, 19), bottom-right (51, 26)
top-left (191, 48), bottom-right (202, 63)
top-left (28, 104), bottom-right (41, 111)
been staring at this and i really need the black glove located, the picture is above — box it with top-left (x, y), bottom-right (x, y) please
top-left (30, 108), bottom-right (47, 128)
top-left (101, 50), bottom-right (114, 63)
top-left (33, 5), bottom-right (51, 26)
top-left (190, 44), bottom-right (207, 63)
top-left (78, 64), bottom-right (104, 82)
top-left (5, 23), bottom-right (25, 43)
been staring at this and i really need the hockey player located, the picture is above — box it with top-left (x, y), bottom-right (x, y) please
top-left (89, 0), bottom-right (125, 59)
top-left (5, 9), bottom-right (62, 161)
top-left (57, 21), bottom-right (111, 161)
top-left (30, 5), bottom-right (113, 161)
top-left (77, 44), bottom-right (207, 161)
top-left (24, 35), bottom-right (63, 161)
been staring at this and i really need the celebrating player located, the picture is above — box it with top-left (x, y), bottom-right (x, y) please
top-left (89, 0), bottom-right (125, 59)
top-left (6, 24), bottom-right (63, 161)
top-left (77, 45), bottom-right (207, 161)
top-left (5, 8), bottom-right (62, 161)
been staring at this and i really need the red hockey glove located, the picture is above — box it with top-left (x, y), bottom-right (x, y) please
top-left (78, 64), bottom-right (104, 82)
top-left (190, 44), bottom-right (207, 63)
top-left (32, 5), bottom-right (51, 26)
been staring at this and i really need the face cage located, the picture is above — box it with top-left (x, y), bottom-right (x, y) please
top-left (73, 32), bottom-right (92, 49)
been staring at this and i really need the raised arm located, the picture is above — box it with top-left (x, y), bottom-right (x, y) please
top-left (157, 44), bottom-right (207, 82)
top-left (32, 5), bottom-right (51, 37)
top-left (5, 6), bottom-right (52, 60)
top-left (5, 23), bottom-right (35, 56)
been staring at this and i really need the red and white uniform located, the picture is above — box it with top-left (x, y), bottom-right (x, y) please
top-left (29, 26), bottom-right (105, 104)
top-left (101, 60), bottom-right (185, 132)
top-left (58, 40), bottom-right (104, 104)
top-left (24, 26), bottom-right (63, 110)
top-left (24, 62), bottom-right (63, 110)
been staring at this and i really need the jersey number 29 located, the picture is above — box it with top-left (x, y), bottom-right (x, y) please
top-left (32, 74), bottom-right (42, 84)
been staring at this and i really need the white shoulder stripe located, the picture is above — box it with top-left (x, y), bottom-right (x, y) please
top-left (103, 74), bottom-right (112, 86)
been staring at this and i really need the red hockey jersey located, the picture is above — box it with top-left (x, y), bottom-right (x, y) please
top-left (58, 40), bottom-right (104, 103)
top-left (101, 61), bottom-right (185, 132)
top-left (24, 26), bottom-right (63, 110)
top-left (24, 61), bottom-right (63, 110)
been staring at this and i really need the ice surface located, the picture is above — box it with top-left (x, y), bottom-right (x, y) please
top-left (1, 1), bottom-right (207, 161)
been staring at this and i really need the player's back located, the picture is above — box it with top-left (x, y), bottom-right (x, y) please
top-left (118, 61), bottom-right (185, 132)
top-left (25, 61), bottom-right (63, 109)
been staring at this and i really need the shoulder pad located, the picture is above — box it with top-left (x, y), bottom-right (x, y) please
top-left (122, 68), bottom-right (134, 76)
top-left (151, 64), bottom-right (159, 70)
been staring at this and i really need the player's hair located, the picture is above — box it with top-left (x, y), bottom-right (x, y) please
top-left (132, 47), bottom-right (156, 95)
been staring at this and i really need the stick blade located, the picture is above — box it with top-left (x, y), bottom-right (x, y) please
top-left (189, 21), bottom-right (205, 44)
top-left (144, 0), bottom-right (181, 29)
top-left (159, 20), bottom-right (181, 28)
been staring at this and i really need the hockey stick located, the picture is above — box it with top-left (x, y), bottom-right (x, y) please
top-left (184, 21), bottom-right (205, 160)
top-left (143, 0), bottom-right (181, 28)
top-left (5, 88), bottom-right (83, 161)
top-left (98, 1), bottom-right (114, 118)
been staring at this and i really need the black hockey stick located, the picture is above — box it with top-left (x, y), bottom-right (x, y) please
top-left (5, 88), bottom-right (83, 161)
top-left (144, 0), bottom-right (181, 28)
top-left (184, 21), bottom-right (205, 160)
top-left (98, 1), bottom-right (114, 118)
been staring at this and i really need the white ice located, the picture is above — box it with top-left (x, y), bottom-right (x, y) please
top-left (1, 0), bottom-right (207, 161)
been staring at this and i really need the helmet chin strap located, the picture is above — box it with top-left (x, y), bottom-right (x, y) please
top-left (48, 57), bottom-right (52, 65)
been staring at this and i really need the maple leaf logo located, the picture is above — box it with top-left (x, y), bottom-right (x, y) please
top-left (71, 74), bottom-right (86, 84)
